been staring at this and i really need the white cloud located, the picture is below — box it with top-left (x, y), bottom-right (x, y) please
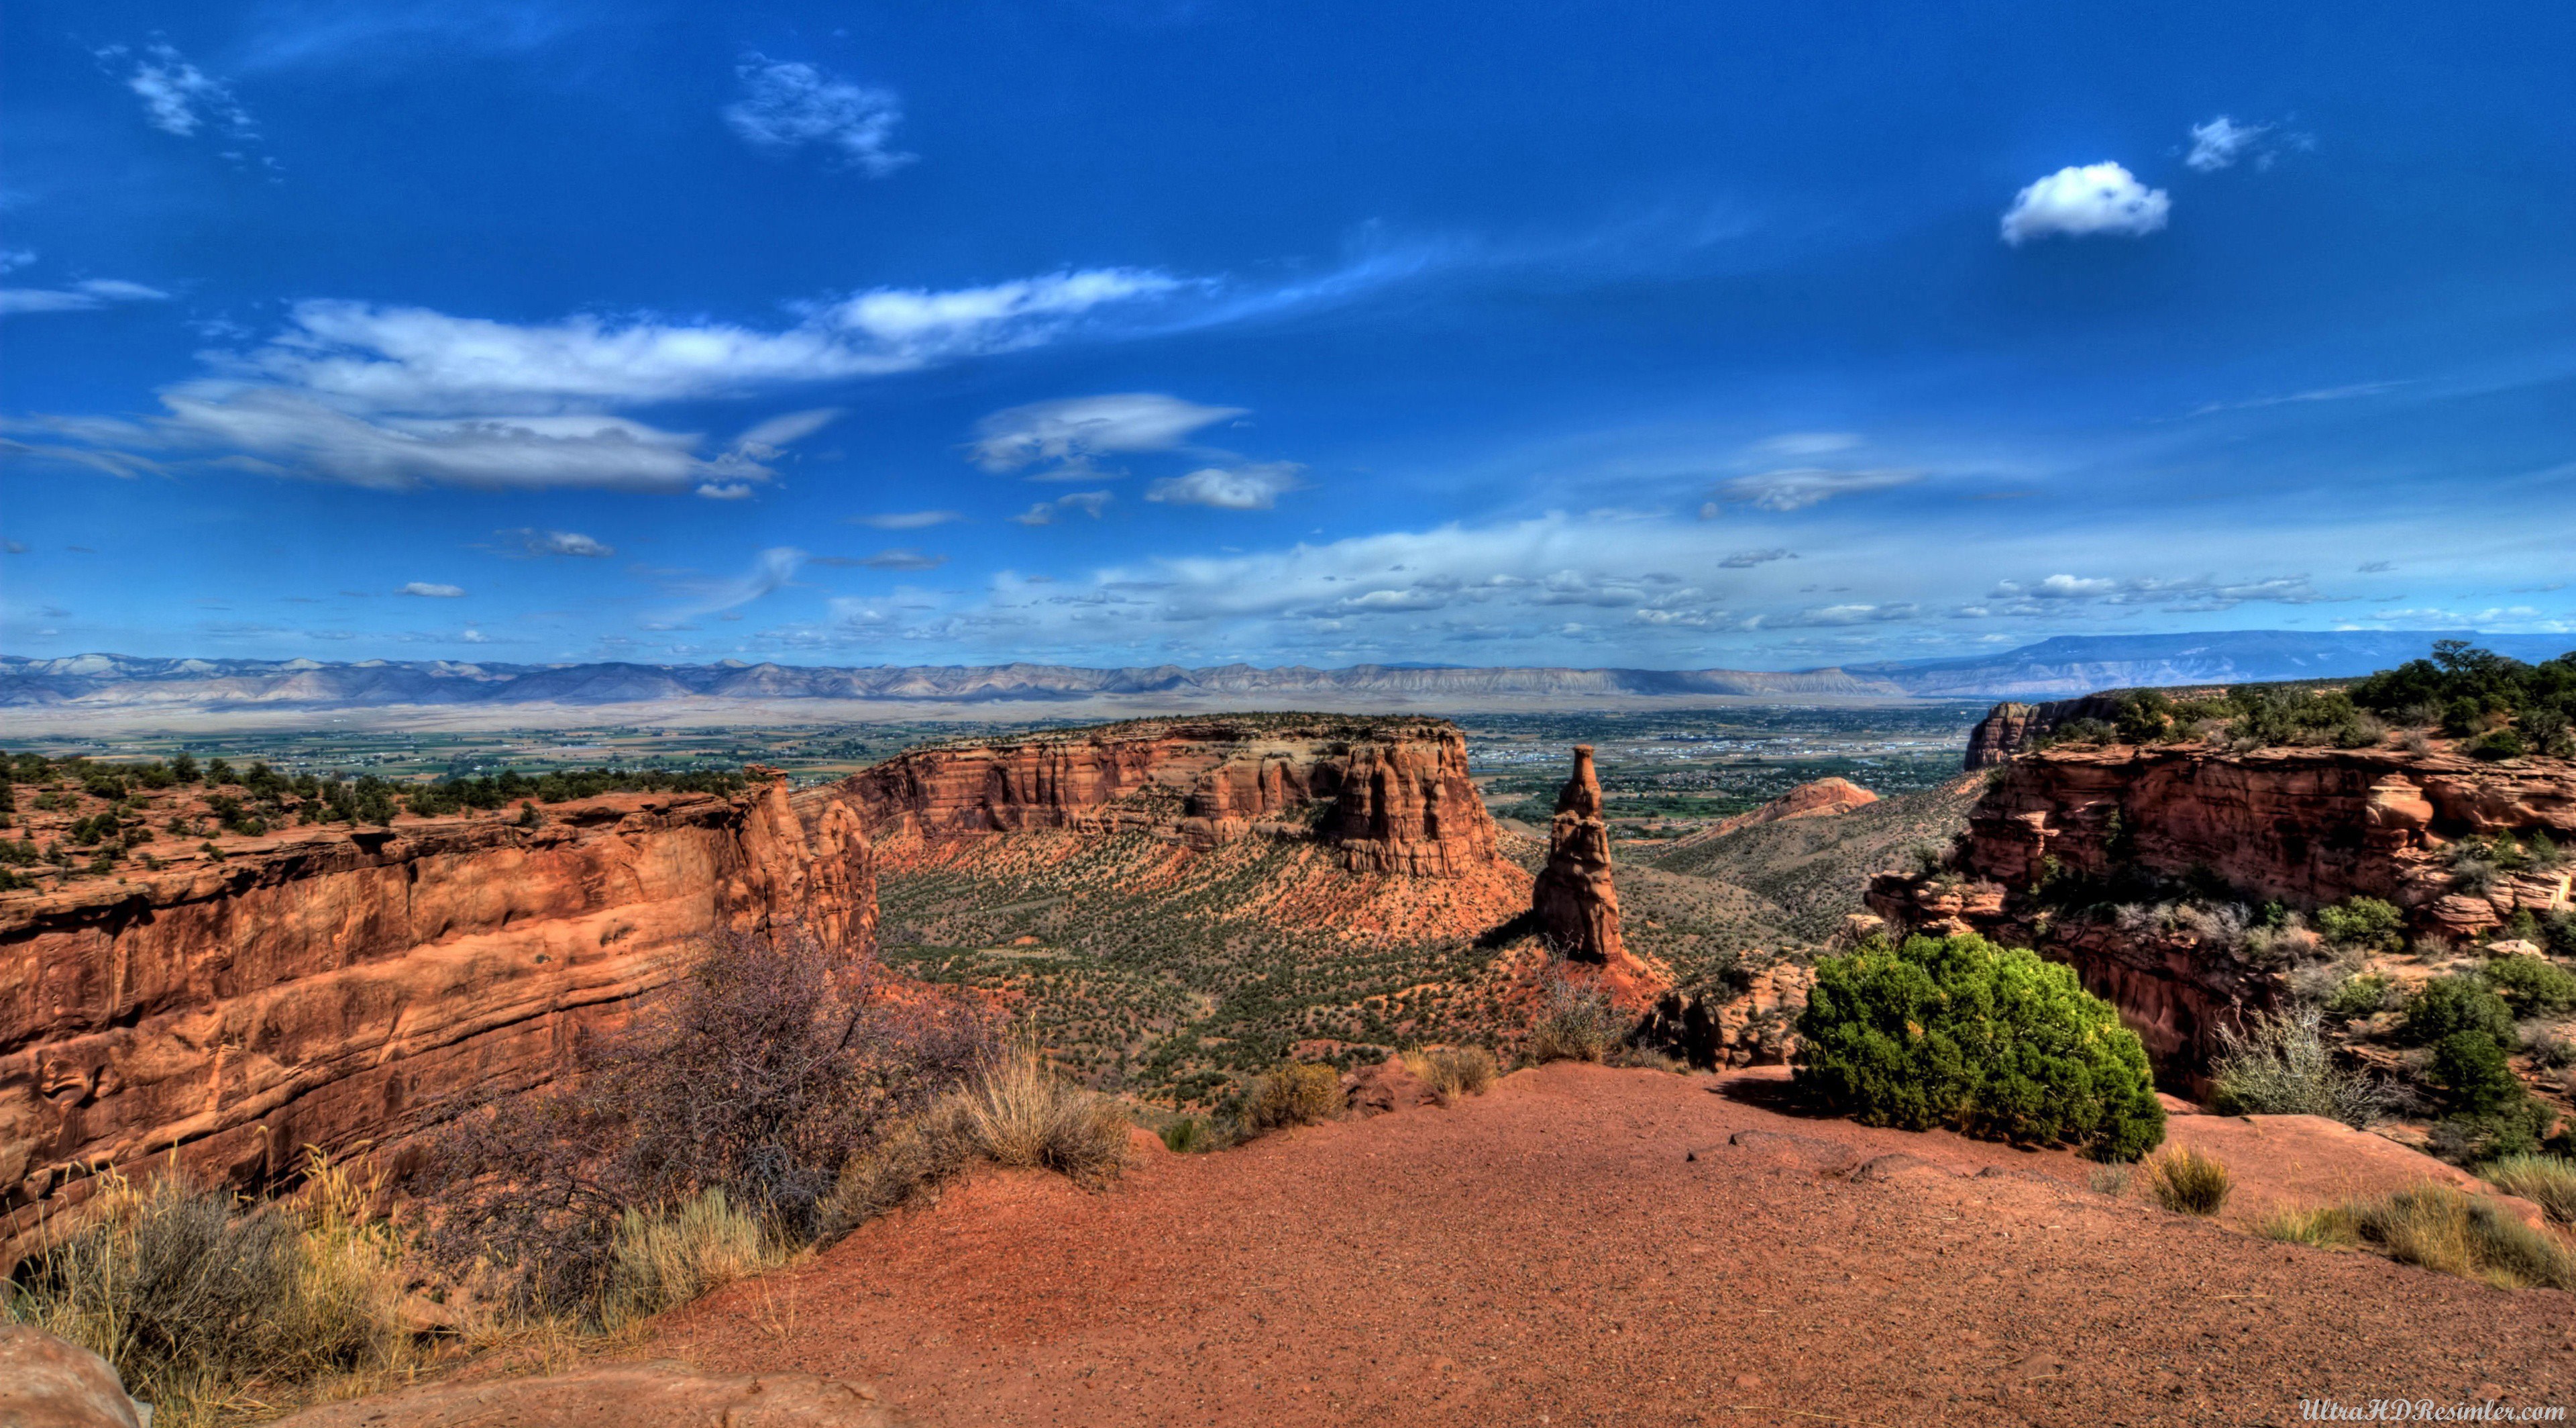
top-left (0, 251), bottom-right (34, 274)
top-left (1718, 548), bottom-right (1797, 568)
top-left (668, 547), bottom-right (804, 617)
top-left (2000, 162), bottom-right (2171, 245)
top-left (733, 407), bottom-right (842, 457)
top-left (971, 393), bottom-right (1245, 474)
top-left (1146, 461), bottom-right (1304, 511)
top-left (1966, 572), bottom-right (2339, 617)
top-left (1009, 491), bottom-right (1112, 525)
top-left (117, 42), bottom-right (255, 139)
top-left (860, 548), bottom-right (946, 571)
top-left (399, 581), bottom-right (465, 597)
top-left (496, 528), bottom-right (615, 558)
top-left (2186, 116), bottom-right (2268, 172)
top-left (855, 509), bottom-right (960, 529)
top-left (0, 278), bottom-right (171, 315)
top-left (1752, 432), bottom-right (1860, 458)
top-left (724, 56), bottom-right (914, 177)
top-left (1714, 467), bottom-right (1918, 512)
top-left (694, 480), bottom-right (756, 500)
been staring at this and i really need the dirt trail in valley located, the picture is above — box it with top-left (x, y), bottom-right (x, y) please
top-left (651, 1064), bottom-right (2576, 1427)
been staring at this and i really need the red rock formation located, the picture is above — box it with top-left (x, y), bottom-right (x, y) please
top-left (1867, 740), bottom-right (2576, 1070)
top-left (1533, 746), bottom-right (1625, 964)
top-left (1694, 776), bottom-right (1878, 842)
top-left (841, 715), bottom-right (1500, 877)
top-left (0, 776), bottom-right (875, 1265)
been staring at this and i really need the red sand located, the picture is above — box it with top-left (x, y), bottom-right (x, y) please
top-left (653, 1064), bottom-right (2576, 1427)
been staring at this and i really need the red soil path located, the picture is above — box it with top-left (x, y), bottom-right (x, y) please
top-left (653, 1064), bottom-right (2576, 1427)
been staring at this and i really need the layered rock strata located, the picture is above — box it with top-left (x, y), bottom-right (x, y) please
top-left (0, 776), bottom-right (875, 1264)
top-left (1869, 740), bottom-right (2576, 1069)
top-left (841, 716), bottom-right (1499, 877)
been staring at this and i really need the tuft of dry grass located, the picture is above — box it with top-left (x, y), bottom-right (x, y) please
top-left (2481, 1153), bottom-right (2576, 1226)
top-left (942, 1048), bottom-right (1130, 1184)
top-left (1402, 1046), bottom-right (1499, 1100)
top-left (1245, 1062), bottom-right (1345, 1130)
top-left (2246, 1184), bottom-right (2576, 1290)
top-left (600, 1188), bottom-right (792, 1329)
top-left (1529, 972), bottom-right (1623, 1064)
top-left (2143, 1147), bottom-right (2231, 1216)
top-left (5, 1156), bottom-right (415, 1428)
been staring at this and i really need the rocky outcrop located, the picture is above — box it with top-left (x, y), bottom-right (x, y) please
top-left (1532, 746), bottom-right (1626, 964)
top-left (1960, 693), bottom-right (2151, 768)
top-left (0, 775), bottom-right (877, 1265)
top-left (841, 715), bottom-right (1499, 878)
top-left (1635, 962), bottom-right (1817, 1070)
top-left (1686, 777), bottom-right (1879, 844)
top-left (1869, 740), bottom-right (2576, 1071)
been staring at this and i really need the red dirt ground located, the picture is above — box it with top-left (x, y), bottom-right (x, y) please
top-left (651, 1064), bottom-right (2576, 1427)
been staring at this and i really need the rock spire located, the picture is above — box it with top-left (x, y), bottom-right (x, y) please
top-left (1533, 744), bottom-right (1626, 964)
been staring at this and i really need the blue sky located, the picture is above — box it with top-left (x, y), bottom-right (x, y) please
top-left (3, 0), bottom-right (2572, 670)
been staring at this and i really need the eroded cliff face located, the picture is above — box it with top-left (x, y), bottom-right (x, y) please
top-left (841, 716), bottom-right (1500, 877)
top-left (0, 776), bottom-right (875, 1260)
top-left (1868, 741), bottom-right (2576, 1070)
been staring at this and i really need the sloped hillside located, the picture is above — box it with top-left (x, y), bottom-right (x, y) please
top-left (1647, 774), bottom-right (1986, 941)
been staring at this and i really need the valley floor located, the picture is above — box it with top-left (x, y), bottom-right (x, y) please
top-left (646, 1064), bottom-right (2576, 1427)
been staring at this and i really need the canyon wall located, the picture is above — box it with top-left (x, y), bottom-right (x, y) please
top-left (0, 776), bottom-right (875, 1261)
top-left (1870, 738), bottom-right (2576, 1068)
top-left (840, 716), bottom-right (1500, 877)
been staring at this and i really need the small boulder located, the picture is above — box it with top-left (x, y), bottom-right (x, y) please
top-left (0, 1325), bottom-right (149, 1428)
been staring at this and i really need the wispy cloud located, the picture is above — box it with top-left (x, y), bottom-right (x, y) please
top-left (1960, 571), bottom-right (2339, 617)
top-left (1719, 548), bottom-right (1798, 568)
top-left (666, 547), bottom-right (804, 617)
top-left (398, 580), bottom-right (466, 597)
top-left (2186, 117), bottom-right (2267, 172)
top-left (1713, 467), bottom-right (1918, 512)
top-left (852, 509), bottom-right (961, 529)
top-left (1009, 491), bottom-right (1112, 525)
top-left (111, 41), bottom-right (256, 139)
top-left (2187, 381), bottom-right (2403, 418)
top-left (1146, 461), bottom-right (1304, 511)
top-left (2000, 162), bottom-right (2170, 245)
top-left (971, 393), bottom-right (1246, 474)
top-left (0, 278), bottom-right (170, 316)
top-left (724, 56), bottom-right (915, 177)
top-left (493, 528), bottom-right (615, 558)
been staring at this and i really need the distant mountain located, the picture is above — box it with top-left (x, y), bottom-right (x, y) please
top-left (3, 631), bottom-right (2567, 716)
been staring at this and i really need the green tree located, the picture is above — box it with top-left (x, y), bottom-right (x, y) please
top-left (1794, 933), bottom-right (2165, 1161)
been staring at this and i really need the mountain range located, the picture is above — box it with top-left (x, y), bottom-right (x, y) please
top-left (5, 631), bottom-right (2569, 723)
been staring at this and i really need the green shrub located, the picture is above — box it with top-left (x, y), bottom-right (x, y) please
top-left (2404, 975), bottom-right (2516, 1046)
top-left (2471, 729), bottom-right (2528, 762)
top-left (2485, 954), bottom-right (2576, 1014)
top-left (2429, 1031), bottom-right (2524, 1117)
top-left (1793, 933), bottom-right (2165, 1161)
top-left (2144, 1147), bottom-right (2231, 1215)
top-left (1244, 1062), bottom-right (1344, 1130)
top-left (1159, 1117), bottom-right (1214, 1153)
top-left (2314, 897), bottom-right (2406, 953)
top-left (2208, 1007), bottom-right (2389, 1128)
top-left (2481, 1153), bottom-right (2576, 1225)
top-left (2322, 972), bottom-right (2396, 1018)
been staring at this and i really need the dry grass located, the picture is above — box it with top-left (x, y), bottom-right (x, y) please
top-left (1402, 1046), bottom-right (1499, 1100)
top-left (600, 1188), bottom-right (793, 1329)
top-left (2143, 1147), bottom-right (2231, 1216)
top-left (1529, 972), bottom-right (1623, 1064)
top-left (2252, 1186), bottom-right (2576, 1290)
top-left (1245, 1062), bottom-right (1345, 1130)
top-left (942, 1048), bottom-right (1131, 1184)
top-left (4, 1156), bottom-right (415, 1428)
top-left (2481, 1153), bottom-right (2576, 1226)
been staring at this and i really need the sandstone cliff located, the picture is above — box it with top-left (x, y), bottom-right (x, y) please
top-left (1868, 740), bottom-right (2576, 1068)
top-left (0, 776), bottom-right (875, 1262)
top-left (841, 715), bottom-right (1499, 878)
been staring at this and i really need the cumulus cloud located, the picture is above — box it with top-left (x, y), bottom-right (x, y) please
top-left (1714, 467), bottom-right (1919, 512)
top-left (0, 278), bottom-right (172, 316)
top-left (2000, 162), bottom-right (2171, 244)
top-left (495, 527), bottom-right (615, 558)
top-left (970, 393), bottom-right (1244, 474)
top-left (853, 509), bottom-right (960, 529)
top-left (2185, 117), bottom-right (2267, 172)
top-left (724, 56), bottom-right (914, 176)
top-left (1009, 491), bottom-right (1112, 526)
top-left (399, 581), bottom-right (465, 597)
top-left (1719, 548), bottom-right (1797, 568)
top-left (1145, 461), bottom-right (1303, 511)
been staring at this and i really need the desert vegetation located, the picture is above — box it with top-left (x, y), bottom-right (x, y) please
top-left (2253, 1185), bottom-right (2576, 1290)
top-left (1794, 932), bottom-right (2166, 1160)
